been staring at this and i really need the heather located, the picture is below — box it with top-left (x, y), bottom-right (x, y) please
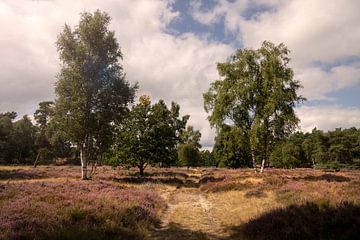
top-left (1, 165), bottom-right (360, 239)
top-left (0, 179), bottom-right (164, 240)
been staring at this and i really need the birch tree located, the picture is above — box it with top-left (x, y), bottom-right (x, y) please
top-left (204, 41), bottom-right (305, 172)
top-left (54, 10), bottom-right (136, 179)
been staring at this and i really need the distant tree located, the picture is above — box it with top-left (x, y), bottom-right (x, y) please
top-left (180, 126), bottom-right (202, 149)
top-left (269, 133), bottom-right (307, 168)
top-left (0, 112), bottom-right (17, 162)
top-left (152, 100), bottom-right (189, 167)
top-left (178, 143), bottom-right (201, 169)
top-left (204, 41), bottom-right (305, 172)
top-left (111, 96), bottom-right (188, 176)
top-left (33, 101), bottom-right (54, 167)
top-left (200, 150), bottom-right (217, 167)
top-left (328, 128), bottom-right (352, 163)
top-left (12, 115), bottom-right (37, 163)
top-left (213, 124), bottom-right (252, 168)
top-left (54, 10), bottom-right (136, 179)
top-left (178, 125), bottom-right (202, 167)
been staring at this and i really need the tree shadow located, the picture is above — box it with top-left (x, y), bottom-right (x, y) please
top-left (113, 176), bottom-right (200, 188)
top-left (151, 223), bottom-right (221, 240)
top-left (0, 169), bottom-right (47, 180)
top-left (199, 175), bottom-right (225, 185)
top-left (225, 201), bottom-right (360, 240)
top-left (130, 171), bottom-right (190, 179)
top-left (293, 174), bottom-right (351, 182)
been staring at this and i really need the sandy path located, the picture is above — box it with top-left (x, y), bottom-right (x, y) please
top-left (149, 173), bottom-right (227, 240)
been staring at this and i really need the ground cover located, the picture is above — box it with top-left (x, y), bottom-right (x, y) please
top-left (0, 165), bottom-right (359, 239)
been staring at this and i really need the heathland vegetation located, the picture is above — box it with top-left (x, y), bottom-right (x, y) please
top-left (0, 10), bottom-right (359, 239)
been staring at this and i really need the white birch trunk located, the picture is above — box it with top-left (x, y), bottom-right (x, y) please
top-left (251, 150), bottom-right (257, 172)
top-left (260, 158), bottom-right (266, 173)
top-left (80, 147), bottom-right (87, 180)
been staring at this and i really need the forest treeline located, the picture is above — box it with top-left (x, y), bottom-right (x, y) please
top-left (213, 125), bottom-right (360, 169)
top-left (1, 10), bottom-right (359, 176)
top-left (1, 109), bottom-right (359, 170)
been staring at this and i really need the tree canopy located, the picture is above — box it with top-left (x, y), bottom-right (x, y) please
top-left (204, 41), bottom-right (305, 172)
top-left (54, 10), bottom-right (137, 179)
top-left (110, 95), bottom-right (188, 175)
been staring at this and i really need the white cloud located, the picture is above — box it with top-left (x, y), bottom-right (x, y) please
top-left (2, 0), bottom-right (359, 149)
top-left (0, 0), bottom-right (233, 148)
top-left (190, 0), bottom-right (360, 134)
top-left (190, 0), bottom-right (360, 99)
top-left (297, 106), bottom-right (360, 132)
top-left (297, 64), bottom-right (360, 101)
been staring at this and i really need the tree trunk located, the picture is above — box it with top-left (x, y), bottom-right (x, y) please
top-left (139, 165), bottom-right (144, 177)
top-left (33, 151), bottom-right (41, 168)
top-left (260, 157), bottom-right (266, 173)
top-left (312, 158), bottom-right (316, 168)
top-left (80, 147), bottom-right (87, 180)
top-left (260, 144), bottom-right (268, 173)
top-left (260, 128), bottom-right (269, 173)
top-left (251, 150), bottom-right (257, 172)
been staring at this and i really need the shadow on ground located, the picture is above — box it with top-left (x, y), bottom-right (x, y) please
top-left (293, 173), bottom-right (351, 182)
top-left (225, 201), bottom-right (360, 240)
top-left (151, 223), bottom-right (220, 240)
top-left (114, 171), bottom-right (226, 189)
top-left (149, 202), bottom-right (360, 240)
top-left (0, 169), bottom-right (47, 180)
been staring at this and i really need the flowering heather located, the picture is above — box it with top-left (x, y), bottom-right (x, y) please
top-left (0, 165), bottom-right (359, 239)
top-left (0, 180), bottom-right (164, 239)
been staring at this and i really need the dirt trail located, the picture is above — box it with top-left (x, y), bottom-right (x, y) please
top-left (149, 172), bottom-right (228, 240)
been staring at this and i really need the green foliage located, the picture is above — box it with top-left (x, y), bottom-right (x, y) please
top-left (178, 143), bottom-right (201, 168)
top-left (204, 41), bottom-right (305, 171)
top-left (54, 10), bottom-right (136, 178)
top-left (12, 115), bottom-right (37, 163)
top-left (269, 128), bottom-right (360, 169)
top-left (213, 125), bottom-right (252, 168)
top-left (200, 150), bottom-right (217, 167)
top-left (180, 126), bottom-right (202, 149)
top-left (110, 96), bottom-right (188, 175)
top-left (0, 112), bottom-right (16, 162)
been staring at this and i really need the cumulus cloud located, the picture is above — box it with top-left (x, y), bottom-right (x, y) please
top-left (190, 0), bottom-right (360, 132)
top-left (1, 0), bottom-right (359, 149)
top-left (0, 0), bottom-right (233, 148)
top-left (297, 106), bottom-right (360, 132)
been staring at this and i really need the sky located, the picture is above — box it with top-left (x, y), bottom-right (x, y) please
top-left (0, 0), bottom-right (360, 149)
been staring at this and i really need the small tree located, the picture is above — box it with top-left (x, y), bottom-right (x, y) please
top-left (33, 101), bottom-right (54, 167)
top-left (180, 126), bottom-right (202, 149)
top-left (0, 112), bottom-right (17, 163)
top-left (111, 96), bottom-right (187, 176)
top-left (200, 150), bottom-right (217, 167)
top-left (54, 10), bottom-right (136, 179)
top-left (178, 143), bottom-right (201, 169)
top-left (12, 115), bottom-right (37, 163)
top-left (213, 124), bottom-right (252, 168)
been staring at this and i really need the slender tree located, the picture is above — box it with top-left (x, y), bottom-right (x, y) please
top-left (204, 41), bottom-right (305, 172)
top-left (54, 10), bottom-right (136, 179)
top-left (33, 101), bottom-right (54, 167)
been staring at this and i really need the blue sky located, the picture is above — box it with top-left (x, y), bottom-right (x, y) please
top-left (0, 0), bottom-right (359, 149)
